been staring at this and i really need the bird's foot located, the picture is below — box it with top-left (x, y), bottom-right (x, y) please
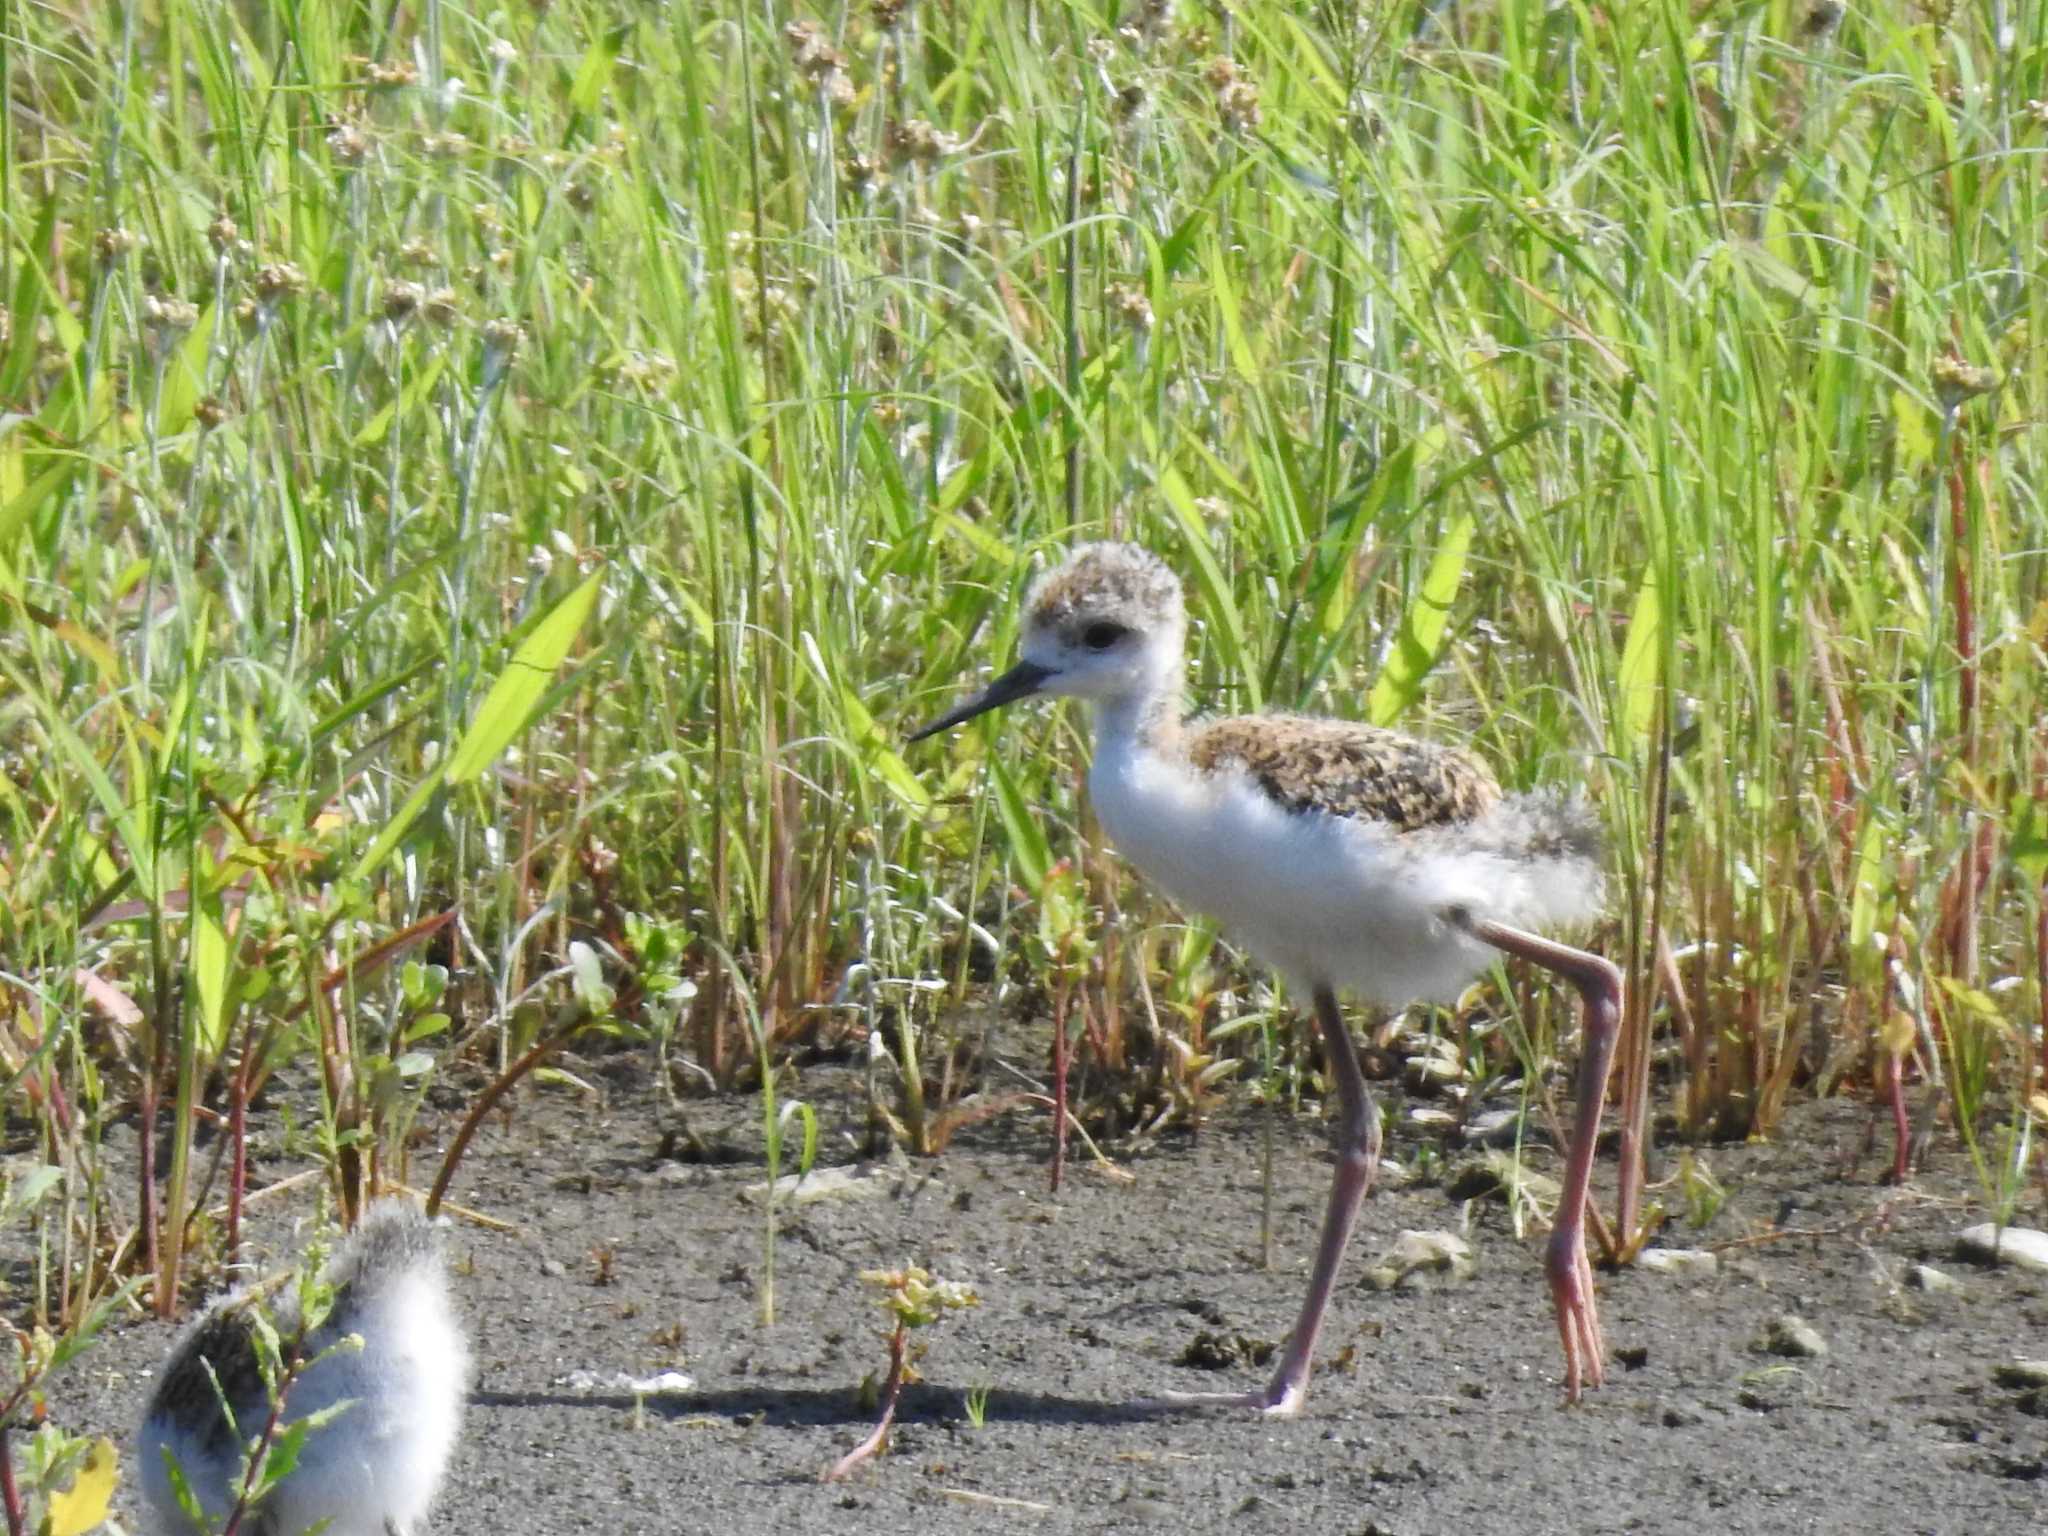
top-left (1135, 1377), bottom-right (1308, 1419)
top-left (1546, 1226), bottom-right (1607, 1402)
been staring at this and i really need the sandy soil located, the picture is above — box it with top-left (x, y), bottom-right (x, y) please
top-left (35, 1041), bottom-right (2048, 1536)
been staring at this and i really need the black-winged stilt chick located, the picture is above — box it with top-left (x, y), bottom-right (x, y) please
top-left (909, 542), bottom-right (1622, 1411)
top-left (137, 1199), bottom-right (469, 1535)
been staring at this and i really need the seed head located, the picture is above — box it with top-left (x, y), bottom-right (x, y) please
top-left (327, 122), bottom-right (370, 165)
top-left (94, 227), bottom-right (141, 266)
top-left (1801, 2), bottom-right (1844, 37)
top-left (365, 58), bottom-right (418, 88)
top-left (872, 0), bottom-right (912, 30)
top-left (1930, 352), bottom-right (1997, 407)
top-left (1217, 79), bottom-right (1261, 134)
top-left (424, 287), bottom-right (462, 327)
top-left (784, 19), bottom-right (848, 82)
top-left (482, 317), bottom-right (525, 358)
top-left (253, 262), bottom-right (307, 304)
top-left (142, 294), bottom-right (200, 344)
top-left (422, 130), bottom-right (469, 160)
top-left (207, 214), bottom-right (239, 253)
top-left (195, 395), bottom-right (227, 430)
top-left (885, 117), bottom-right (958, 165)
top-left (381, 279), bottom-right (424, 323)
top-left (842, 150), bottom-right (883, 193)
top-left (1107, 282), bottom-right (1153, 333)
top-left (1131, 0), bottom-right (1175, 47)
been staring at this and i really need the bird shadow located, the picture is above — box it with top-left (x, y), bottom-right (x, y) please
top-left (469, 1381), bottom-right (1195, 1430)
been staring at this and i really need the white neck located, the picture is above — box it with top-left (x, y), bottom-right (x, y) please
top-left (1089, 682), bottom-right (1183, 761)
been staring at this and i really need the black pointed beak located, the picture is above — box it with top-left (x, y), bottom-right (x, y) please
top-left (906, 659), bottom-right (1059, 742)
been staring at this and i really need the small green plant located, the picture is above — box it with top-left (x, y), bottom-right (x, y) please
top-left (1675, 1150), bottom-right (1727, 1230)
top-left (821, 1266), bottom-right (981, 1483)
top-left (963, 1382), bottom-right (992, 1429)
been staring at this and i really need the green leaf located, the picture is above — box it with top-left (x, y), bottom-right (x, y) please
top-left (986, 750), bottom-right (1051, 892)
top-left (192, 889), bottom-right (231, 1057)
top-left (1156, 465), bottom-right (1253, 707)
top-left (568, 24), bottom-right (628, 114)
top-left (347, 763), bottom-right (446, 884)
top-left (1891, 388), bottom-right (1935, 467)
top-left (153, 308), bottom-right (215, 438)
top-left (1616, 567), bottom-right (1663, 744)
top-left (1847, 813), bottom-right (1886, 954)
top-left (1367, 513), bottom-right (1474, 727)
top-left (779, 1097), bottom-right (819, 1177)
top-left (0, 656), bottom-right (153, 889)
top-left (0, 453), bottom-right (80, 561)
top-left (2011, 796), bottom-right (2048, 886)
top-left (3, 1163), bottom-right (62, 1214)
top-left (800, 631), bottom-right (929, 810)
top-left (352, 353), bottom-right (447, 448)
top-left (403, 1012), bottom-right (452, 1044)
top-left (445, 569), bottom-right (604, 784)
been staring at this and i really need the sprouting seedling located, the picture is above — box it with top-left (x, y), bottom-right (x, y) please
top-left (820, 1266), bottom-right (979, 1483)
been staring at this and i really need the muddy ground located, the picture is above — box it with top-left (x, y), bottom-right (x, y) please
top-left (34, 1036), bottom-right (2048, 1536)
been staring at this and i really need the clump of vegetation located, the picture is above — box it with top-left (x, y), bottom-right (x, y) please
top-left (0, 1173), bottom-right (127, 1535)
top-left (822, 1265), bottom-right (981, 1483)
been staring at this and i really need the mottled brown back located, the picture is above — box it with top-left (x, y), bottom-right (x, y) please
top-left (1186, 713), bottom-right (1501, 831)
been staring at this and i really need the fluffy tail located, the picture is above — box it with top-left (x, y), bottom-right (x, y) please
top-left (1465, 789), bottom-right (1607, 931)
top-left (325, 1198), bottom-right (446, 1316)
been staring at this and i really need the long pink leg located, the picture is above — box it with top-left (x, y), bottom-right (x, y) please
top-left (1152, 984), bottom-right (1379, 1417)
top-left (1450, 911), bottom-right (1623, 1402)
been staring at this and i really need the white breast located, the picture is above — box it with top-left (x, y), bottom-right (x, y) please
top-left (1087, 741), bottom-right (1590, 1007)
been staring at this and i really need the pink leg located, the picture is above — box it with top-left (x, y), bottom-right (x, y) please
top-left (1151, 984), bottom-right (1379, 1417)
top-left (1451, 911), bottom-right (1623, 1402)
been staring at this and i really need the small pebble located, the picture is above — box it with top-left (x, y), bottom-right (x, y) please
top-left (1444, 1151), bottom-right (1559, 1206)
top-left (1906, 1263), bottom-right (1965, 1296)
top-left (1991, 1360), bottom-right (2048, 1389)
top-left (1758, 1314), bottom-right (1827, 1358)
top-left (1363, 1230), bottom-right (1475, 1292)
top-left (1458, 1108), bottom-right (1539, 1149)
top-left (1638, 1248), bottom-right (1719, 1280)
top-left (1955, 1224), bottom-right (2048, 1272)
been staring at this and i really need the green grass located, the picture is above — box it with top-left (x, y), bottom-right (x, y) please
top-left (1, 0), bottom-right (2044, 1324)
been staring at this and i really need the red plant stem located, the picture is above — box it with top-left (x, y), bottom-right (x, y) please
top-left (821, 1325), bottom-right (908, 1483)
top-left (220, 1340), bottom-right (308, 1536)
top-left (1946, 442), bottom-right (1980, 985)
top-left (425, 1006), bottom-right (593, 1217)
top-left (0, 1426), bottom-right (23, 1536)
top-left (2037, 898), bottom-right (2048, 1099)
top-left (1049, 967), bottom-right (1071, 1196)
top-left (1948, 446), bottom-right (1976, 743)
top-left (138, 1076), bottom-right (162, 1314)
top-left (1887, 1050), bottom-right (1910, 1184)
top-left (226, 1022), bottom-right (255, 1267)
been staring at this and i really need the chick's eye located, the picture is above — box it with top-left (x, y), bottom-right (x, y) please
top-left (1081, 621), bottom-right (1128, 651)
